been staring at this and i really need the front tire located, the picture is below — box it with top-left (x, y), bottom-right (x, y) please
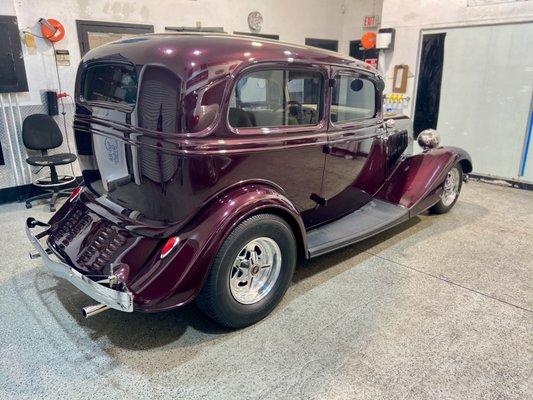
top-left (196, 213), bottom-right (296, 328)
top-left (430, 164), bottom-right (463, 214)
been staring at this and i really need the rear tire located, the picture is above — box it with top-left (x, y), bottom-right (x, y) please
top-left (430, 164), bottom-right (463, 214)
top-left (196, 213), bottom-right (296, 328)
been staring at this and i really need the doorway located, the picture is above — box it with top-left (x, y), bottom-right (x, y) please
top-left (413, 33), bottom-right (446, 137)
top-left (414, 23), bottom-right (533, 182)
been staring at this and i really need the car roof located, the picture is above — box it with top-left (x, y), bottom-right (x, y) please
top-left (84, 32), bottom-right (376, 75)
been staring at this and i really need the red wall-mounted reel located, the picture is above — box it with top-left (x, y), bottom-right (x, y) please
top-left (361, 32), bottom-right (377, 50)
top-left (38, 18), bottom-right (65, 42)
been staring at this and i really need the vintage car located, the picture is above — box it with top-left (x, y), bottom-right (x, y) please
top-left (26, 33), bottom-right (472, 328)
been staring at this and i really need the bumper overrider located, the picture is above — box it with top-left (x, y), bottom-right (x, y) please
top-left (25, 217), bottom-right (133, 313)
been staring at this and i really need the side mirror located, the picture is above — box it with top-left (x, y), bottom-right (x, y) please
top-left (417, 129), bottom-right (440, 149)
top-left (350, 79), bottom-right (364, 92)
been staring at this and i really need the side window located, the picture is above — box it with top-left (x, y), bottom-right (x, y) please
top-left (229, 69), bottom-right (323, 129)
top-left (331, 75), bottom-right (376, 123)
top-left (239, 76), bottom-right (268, 103)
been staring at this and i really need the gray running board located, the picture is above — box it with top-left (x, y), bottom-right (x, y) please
top-left (307, 199), bottom-right (409, 258)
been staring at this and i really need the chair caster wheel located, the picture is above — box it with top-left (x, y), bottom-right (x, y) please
top-left (50, 207), bottom-right (56, 212)
top-left (25, 203), bottom-right (32, 209)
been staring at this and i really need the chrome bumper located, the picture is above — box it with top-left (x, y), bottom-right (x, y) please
top-left (25, 218), bottom-right (133, 312)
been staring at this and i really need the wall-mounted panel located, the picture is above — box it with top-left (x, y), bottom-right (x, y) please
top-left (0, 15), bottom-right (28, 93)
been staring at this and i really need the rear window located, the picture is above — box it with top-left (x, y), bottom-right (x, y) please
top-left (81, 64), bottom-right (138, 107)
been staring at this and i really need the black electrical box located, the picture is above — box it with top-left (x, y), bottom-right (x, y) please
top-left (46, 91), bottom-right (59, 116)
top-left (0, 15), bottom-right (28, 93)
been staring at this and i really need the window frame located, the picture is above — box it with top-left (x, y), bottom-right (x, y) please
top-left (226, 63), bottom-right (327, 135)
top-left (305, 38), bottom-right (339, 52)
top-left (77, 60), bottom-right (139, 113)
top-left (234, 31), bottom-right (280, 40)
top-left (329, 70), bottom-right (381, 128)
top-left (76, 20), bottom-right (154, 57)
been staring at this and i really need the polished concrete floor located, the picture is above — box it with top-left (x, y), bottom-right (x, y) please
top-left (0, 181), bottom-right (531, 400)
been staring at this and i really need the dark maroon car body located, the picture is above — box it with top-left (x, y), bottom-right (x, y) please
top-left (27, 34), bottom-right (471, 314)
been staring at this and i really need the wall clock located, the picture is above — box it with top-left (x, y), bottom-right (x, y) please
top-left (247, 11), bottom-right (263, 32)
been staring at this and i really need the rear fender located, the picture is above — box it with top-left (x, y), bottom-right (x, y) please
top-left (129, 182), bottom-right (306, 311)
top-left (376, 146), bottom-right (472, 215)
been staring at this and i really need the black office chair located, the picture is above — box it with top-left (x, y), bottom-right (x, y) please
top-left (22, 114), bottom-right (77, 211)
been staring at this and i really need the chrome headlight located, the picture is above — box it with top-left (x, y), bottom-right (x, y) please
top-left (417, 129), bottom-right (440, 149)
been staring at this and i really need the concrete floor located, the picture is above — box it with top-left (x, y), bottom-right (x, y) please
top-left (0, 181), bottom-right (531, 400)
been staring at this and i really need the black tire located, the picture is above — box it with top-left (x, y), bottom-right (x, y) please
top-left (430, 164), bottom-right (463, 214)
top-left (196, 213), bottom-right (296, 328)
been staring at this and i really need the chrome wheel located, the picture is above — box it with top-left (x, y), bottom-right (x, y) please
top-left (441, 167), bottom-right (461, 207)
top-left (229, 237), bottom-right (282, 305)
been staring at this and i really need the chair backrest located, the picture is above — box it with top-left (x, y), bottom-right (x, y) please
top-left (22, 114), bottom-right (63, 151)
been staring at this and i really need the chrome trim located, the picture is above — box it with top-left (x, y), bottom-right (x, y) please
top-left (25, 218), bottom-right (133, 312)
top-left (441, 167), bottom-right (461, 207)
top-left (229, 237), bottom-right (282, 305)
top-left (418, 129), bottom-right (440, 150)
top-left (33, 175), bottom-right (76, 188)
top-left (385, 119), bottom-right (395, 129)
top-left (82, 304), bottom-right (110, 318)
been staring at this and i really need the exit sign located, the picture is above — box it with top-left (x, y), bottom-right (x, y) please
top-left (363, 15), bottom-right (379, 28)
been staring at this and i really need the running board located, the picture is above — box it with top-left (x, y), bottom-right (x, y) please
top-left (307, 199), bottom-right (409, 257)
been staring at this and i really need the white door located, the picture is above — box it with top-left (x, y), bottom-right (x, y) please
top-left (432, 23), bottom-right (533, 181)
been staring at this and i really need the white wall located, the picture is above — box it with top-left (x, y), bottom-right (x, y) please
top-left (379, 0), bottom-right (533, 116)
top-left (8, 0), bottom-right (360, 107)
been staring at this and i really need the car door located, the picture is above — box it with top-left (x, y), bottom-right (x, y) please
top-left (319, 68), bottom-right (387, 223)
top-left (225, 65), bottom-right (328, 229)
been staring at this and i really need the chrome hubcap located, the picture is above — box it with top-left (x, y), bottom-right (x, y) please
top-left (441, 168), bottom-right (460, 206)
top-left (229, 237), bottom-right (282, 305)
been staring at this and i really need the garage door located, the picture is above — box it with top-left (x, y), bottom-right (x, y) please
top-left (426, 23), bottom-right (533, 182)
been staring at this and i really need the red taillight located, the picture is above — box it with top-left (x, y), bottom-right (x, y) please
top-left (160, 236), bottom-right (180, 259)
top-left (69, 186), bottom-right (82, 202)
top-left (190, 115), bottom-right (200, 127)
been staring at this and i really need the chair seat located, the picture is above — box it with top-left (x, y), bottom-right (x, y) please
top-left (26, 153), bottom-right (77, 166)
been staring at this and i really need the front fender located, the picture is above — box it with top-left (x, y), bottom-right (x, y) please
top-left (129, 183), bottom-right (306, 312)
top-left (376, 146), bottom-right (472, 215)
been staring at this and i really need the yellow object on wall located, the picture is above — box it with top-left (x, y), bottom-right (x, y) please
top-left (23, 32), bottom-right (36, 50)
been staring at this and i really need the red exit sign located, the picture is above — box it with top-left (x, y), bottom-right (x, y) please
top-left (363, 15), bottom-right (379, 28)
